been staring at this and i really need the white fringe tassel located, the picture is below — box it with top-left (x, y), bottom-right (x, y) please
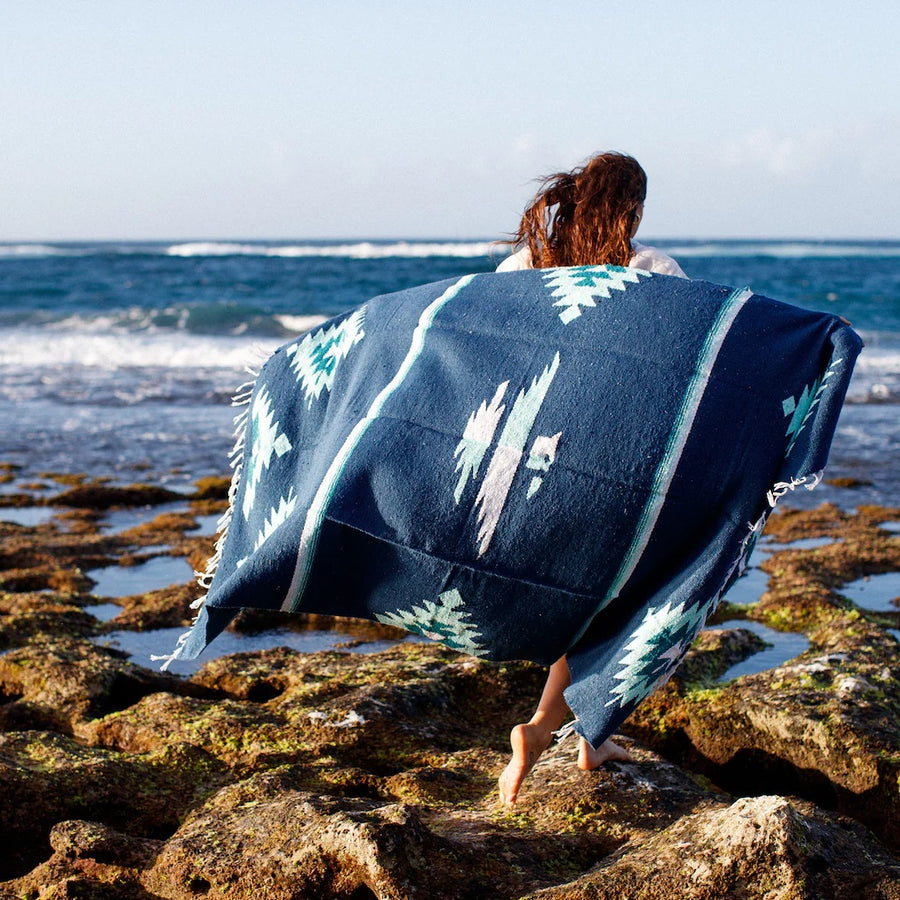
top-left (717, 468), bottom-right (825, 611)
top-left (151, 362), bottom-right (261, 671)
top-left (766, 470), bottom-right (824, 507)
top-left (553, 720), bottom-right (579, 742)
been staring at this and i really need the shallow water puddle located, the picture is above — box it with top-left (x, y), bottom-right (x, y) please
top-left (86, 602), bottom-right (124, 622)
top-left (724, 560), bottom-right (770, 606)
top-left (720, 541), bottom-right (773, 605)
top-left (879, 521), bottom-right (900, 534)
top-left (837, 572), bottom-right (900, 612)
top-left (766, 536), bottom-right (837, 552)
top-left (192, 513), bottom-right (221, 535)
top-left (93, 626), bottom-right (413, 676)
top-left (0, 507), bottom-right (60, 527)
top-left (705, 619), bottom-right (811, 682)
top-left (890, 629), bottom-right (900, 643)
top-left (100, 502), bottom-right (188, 535)
top-left (87, 555), bottom-right (195, 598)
top-left (723, 537), bottom-right (839, 608)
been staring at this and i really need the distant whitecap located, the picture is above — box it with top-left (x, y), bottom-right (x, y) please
top-left (165, 240), bottom-right (498, 259)
top-left (663, 241), bottom-right (900, 259)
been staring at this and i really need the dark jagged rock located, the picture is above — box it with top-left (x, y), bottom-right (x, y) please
top-left (825, 476), bottom-right (874, 488)
top-left (143, 770), bottom-right (453, 899)
top-left (674, 626), bottom-right (769, 684)
top-left (9, 820), bottom-right (164, 900)
top-left (50, 483), bottom-right (186, 510)
top-left (0, 487), bottom-right (899, 896)
top-left (0, 638), bottom-right (215, 734)
top-left (191, 475), bottom-right (232, 501)
top-left (624, 505), bottom-right (900, 852)
top-left (97, 581), bottom-right (199, 632)
top-left (0, 594), bottom-right (99, 651)
top-left (524, 795), bottom-right (900, 900)
top-left (0, 731), bottom-right (225, 882)
top-left (0, 492), bottom-right (38, 509)
top-left (626, 627), bottom-right (900, 850)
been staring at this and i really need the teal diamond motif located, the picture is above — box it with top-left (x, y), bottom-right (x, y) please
top-left (543, 265), bottom-right (650, 324)
top-left (376, 589), bottom-right (485, 656)
top-left (781, 358), bottom-right (843, 458)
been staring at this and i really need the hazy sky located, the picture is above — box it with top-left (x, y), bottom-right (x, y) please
top-left (3, 1), bottom-right (898, 240)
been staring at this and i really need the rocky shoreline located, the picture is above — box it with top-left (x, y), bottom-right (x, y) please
top-left (1, 470), bottom-right (899, 898)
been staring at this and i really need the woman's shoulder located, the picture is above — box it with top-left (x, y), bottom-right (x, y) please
top-left (629, 241), bottom-right (687, 278)
top-left (495, 242), bottom-right (687, 278)
top-left (495, 246), bottom-right (533, 271)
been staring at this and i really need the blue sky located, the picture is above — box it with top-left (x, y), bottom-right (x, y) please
top-left (3, 1), bottom-right (898, 240)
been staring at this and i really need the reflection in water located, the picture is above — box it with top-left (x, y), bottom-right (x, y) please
top-left (723, 537), bottom-right (838, 608)
top-left (837, 572), bottom-right (900, 612)
top-left (87, 556), bottom-right (195, 598)
top-left (0, 507), bottom-right (59, 527)
top-left (100, 502), bottom-right (187, 535)
top-left (93, 626), bottom-right (417, 676)
top-left (86, 602), bottom-right (124, 622)
top-left (765, 536), bottom-right (837, 551)
top-left (192, 513), bottom-right (222, 535)
top-left (704, 618), bottom-right (811, 681)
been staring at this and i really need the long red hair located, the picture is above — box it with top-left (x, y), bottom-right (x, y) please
top-left (509, 152), bottom-right (647, 268)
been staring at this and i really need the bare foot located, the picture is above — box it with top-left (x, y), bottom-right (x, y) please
top-left (577, 737), bottom-right (632, 770)
top-left (498, 722), bottom-right (553, 805)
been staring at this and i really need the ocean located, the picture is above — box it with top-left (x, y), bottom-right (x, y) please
top-left (1, 239), bottom-right (898, 510)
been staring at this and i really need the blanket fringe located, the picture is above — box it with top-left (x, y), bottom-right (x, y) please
top-left (766, 470), bottom-right (824, 507)
top-left (156, 340), bottom-right (300, 669)
top-left (553, 720), bottom-right (579, 742)
top-left (153, 364), bottom-right (261, 671)
top-left (150, 625), bottom-right (193, 670)
top-left (246, 343), bottom-right (269, 375)
top-left (716, 468), bottom-right (825, 615)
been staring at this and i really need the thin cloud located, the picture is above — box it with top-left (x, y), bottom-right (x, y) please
top-left (720, 123), bottom-right (880, 182)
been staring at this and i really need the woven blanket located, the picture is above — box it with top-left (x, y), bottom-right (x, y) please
top-left (161, 267), bottom-right (861, 749)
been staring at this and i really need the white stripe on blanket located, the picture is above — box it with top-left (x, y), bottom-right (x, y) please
top-left (567, 286), bottom-right (752, 648)
top-left (281, 274), bottom-right (477, 612)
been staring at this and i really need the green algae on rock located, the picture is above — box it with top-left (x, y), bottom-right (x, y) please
top-left (1, 484), bottom-right (899, 897)
top-left (623, 504), bottom-right (900, 853)
top-left (50, 483), bottom-right (186, 510)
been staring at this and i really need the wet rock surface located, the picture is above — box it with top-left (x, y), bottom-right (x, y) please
top-left (626, 502), bottom-right (900, 854)
top-left (525, 795), bottom-right (900, 900)
top-left (0, 479), bottom-right (899, 898)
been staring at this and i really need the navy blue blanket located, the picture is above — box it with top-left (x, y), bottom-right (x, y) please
top-left (161, 267), bottom-right (861, 748)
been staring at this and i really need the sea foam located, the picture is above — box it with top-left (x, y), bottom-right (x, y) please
top-left (0, 328), bottom-right (281, 371)
top-left (165, 240), bottom-right (498, 259)
top-left (664, 241), bottom-right (900, 259)
top-left (4, 239), bottom-right (899, 261)
top-left (0, 243), bottom-right (74, 258)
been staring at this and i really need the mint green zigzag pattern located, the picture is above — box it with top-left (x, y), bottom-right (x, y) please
top-left (543, 265), bottom-right (650, 324)
top-left (781, 357), bottom-right (843, 458)
top-left (286, 306), bottom-right (366, 406)
top-left (242, 385), bottom-right (293, 520)
top-left (236, 488), bottom-right (298, 569)
top-left (605, 599), bottom-right (707, 709)
top-left (376, 589), bottom-right (486, 656)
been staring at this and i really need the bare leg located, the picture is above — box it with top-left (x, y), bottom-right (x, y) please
top-left (498, 657), bottom-right (572, 805)
top-left (577, 736), bottom-right (632, 769)
top-left (499, 657), bottom-right (635, 804)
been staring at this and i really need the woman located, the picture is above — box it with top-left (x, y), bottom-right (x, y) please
top-left (496, 151), bottom-right (686, 276)
top-left (497, 151), bottom-right (687, 806)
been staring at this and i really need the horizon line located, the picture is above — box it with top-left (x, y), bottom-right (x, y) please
top-left (2, 235), bottom-right (899, 244)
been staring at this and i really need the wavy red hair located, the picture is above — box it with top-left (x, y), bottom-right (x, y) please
top-left (509, 152), bottom-right (647, 268)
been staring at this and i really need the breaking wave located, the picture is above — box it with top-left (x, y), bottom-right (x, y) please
top-left (164, 240), bottom-right (498, 259)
